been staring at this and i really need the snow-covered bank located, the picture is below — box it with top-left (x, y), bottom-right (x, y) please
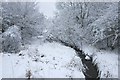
top-left (94, 52), bottom-right (118, 78)
top-left (2, 42), bottom-right (84, 78)
top-left (0, 53), bottom-right (2, 80)
top-left (1, 42), bottom-right (118, 78)
top-left (82, 45), bottom-right (118, 78)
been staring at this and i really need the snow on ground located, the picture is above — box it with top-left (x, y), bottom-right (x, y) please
top-left (0, 53), bottom-right (2, 80)
top-left (2, 53), bottom-right (28, 78)
top-left (82, 45), bottom-right (118, 78)
top-left (1, 42), bottom-right (118, 78)
top-left (94, 51), bottom-right (118, 78)
top-left (2, 42), bottom-right (84, 78)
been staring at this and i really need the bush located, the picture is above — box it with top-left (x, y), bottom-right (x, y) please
top-left (2, 25), bottom-right (21, 53)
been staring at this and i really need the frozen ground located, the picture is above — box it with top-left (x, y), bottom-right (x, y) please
top-left (94, 51), bottom-right (118, 78)
top-left (82, 45), bottom-right (118, 78)
top-left (2, 42), bottom-right (84, 78)
top-left (0, 53), bottom-right (2, 80)
top-left (1, 42), bottom-right (118, 78)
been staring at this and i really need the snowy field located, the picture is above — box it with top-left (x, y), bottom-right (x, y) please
top-left (0, 53), bottom-right (2, 80)
top-left (2, 42), bottom-right (84, 78)
top-left (1, 42), bottom-right (118, 78)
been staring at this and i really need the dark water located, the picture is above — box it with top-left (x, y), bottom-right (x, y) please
top-left (76, 49), bottom-right (100, 80)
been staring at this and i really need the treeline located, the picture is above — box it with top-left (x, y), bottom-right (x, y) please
top-left (47, 2), bottom-right (120, 50)
top-left (0, 2), bottom-right (120, 53)
top-left (1, 2), bottom-right (46, 53)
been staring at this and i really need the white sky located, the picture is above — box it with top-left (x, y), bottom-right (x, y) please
top-left (39, 1), bottom-right (57, 18)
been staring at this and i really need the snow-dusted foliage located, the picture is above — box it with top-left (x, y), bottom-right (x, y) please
top-left (2, 2), bottom-right (46, 44)
top-left (49, 2), bottom-right (119, 50)
top-left (2, 25), bottom-right (21, 53)
top-left (88, 3), bottom-right (119, 49)
top-left (0, 2), bottom-right (2, 52)
top-left (1, 1), bottom-right (119, 79)
top-left (0, 2), bottom-right (2, 33)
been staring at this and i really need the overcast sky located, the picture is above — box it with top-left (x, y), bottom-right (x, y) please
top-left (39, 1), bottom-right (57, 18)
